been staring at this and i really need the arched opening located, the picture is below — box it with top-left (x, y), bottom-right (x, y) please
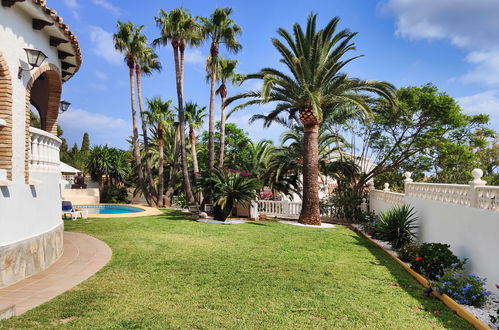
top-left (24, 64), bottom-right (62, 182)
top-left (0, 51), bottom-right (13, 180)
top-left (28, 69), bottom-right (62, 135)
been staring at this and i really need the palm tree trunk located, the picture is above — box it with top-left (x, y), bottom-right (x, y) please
top-left (135, 64), bottom-right (157, 206)
top-left (208, 54), bottom-right (217, 170)
top-left (298, 123), bottom-right (321, 225)
top-left (128, 62), bottom-right (152, 206)
top-left (157, 124), bottom-right (164, 207)
top-left (189, 126), bottom-right (203, 203)
top-left (189, 127), bottom-right (200, 173)
top-left (217, 90), bottom-right (227, 168)
top-left (173, 44), bottom-right (196, 204)
top-left (164, 128), bottom-right (181, 207)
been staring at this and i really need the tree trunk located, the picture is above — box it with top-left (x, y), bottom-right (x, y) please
top-left (217, 87), bottom-right (227, 168)
top-left (135, 64), bottom-right (157, 206)
top-left (157, 124), bottom-right (164, 207)
top-left (207, 44), bottom-right (218, 170)
top-left (164, 128), bottom-right (181, 207)
top-left (298, 123), bottom-right (321, 225)
top-left (174, 43), bottom-right (196, 205)
top-left (189, 127), bottom-right (203, 203)
top-left (128, 62), bottom-right (152, 206)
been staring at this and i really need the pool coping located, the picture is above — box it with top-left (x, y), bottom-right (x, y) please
top-left (74, 204), bottom-right (162, 218)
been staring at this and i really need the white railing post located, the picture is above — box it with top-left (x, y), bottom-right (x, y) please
top-left (469, 168), bottom-right (486, 208)
top-left (29, 127), bottom-right (62, 173)
top-left (383, 183), bottom-right (390, 192)
top-left (282, 200), bottom-right (290, 216)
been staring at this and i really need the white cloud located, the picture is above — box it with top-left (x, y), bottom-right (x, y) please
top-left (59, 109), bottom-right (131, 148)
top-left (91, 0), bottom-right (121, 17)
top-left (383, 0), bottom-right (499, 86)
top-left (63, 0), bottom-right (81, 19)
top-left (94, 71), bottom-right (108, 80)
top-left (63, 0), bottom-right (79, 9)
top-left (90, 83), bottom-right (107, 91)
top-left (184, 48), bottom-right (205, 65)
top-left (457, 90), bottom-right (499, 128)
top-left (88, 26), bottom-right (122, 66)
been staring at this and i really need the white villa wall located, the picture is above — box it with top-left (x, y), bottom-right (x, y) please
top-left (369, 173), bottom-right (499, 290)
top-left (0, 5), bottom-right (66, 288)
top-left (406, 196), bottom-right (499, 291)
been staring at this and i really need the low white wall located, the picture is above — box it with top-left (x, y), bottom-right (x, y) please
top-left (406, 197), bottom-right (499, 291)
top-left (0, 171), bottom-right (62, 246)
top-left (61, 189), bottom-right (99, 205)
top-left (369, 181), bottom-right (499, 291)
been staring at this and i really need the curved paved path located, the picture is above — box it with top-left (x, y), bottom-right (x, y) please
top-left (0, 232), bottom-right (112, 316)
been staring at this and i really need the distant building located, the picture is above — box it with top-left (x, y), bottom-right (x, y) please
top-left (0, 0), bottom-right (81, 288)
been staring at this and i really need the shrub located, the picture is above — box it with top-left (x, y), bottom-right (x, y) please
top-left (411, 243), bottom-right (466, 280)
top-left (433, 270), bottom-right (491, 307)
top-left (397, 243), bottom-right (421, 262)
top-left (101, 185), bottom-right (129, 204)
top-left (196, 168), bottom-right (260, 221)
top-left (359, 211), bottom-right (379, 236)
top-left (373, 205), bottom-right (418, 249)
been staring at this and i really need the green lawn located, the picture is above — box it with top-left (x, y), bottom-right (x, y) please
top-left (1, 210), bottom-right (469, 329)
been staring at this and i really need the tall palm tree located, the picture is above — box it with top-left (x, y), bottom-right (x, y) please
top-left (227, 14), bottom-right (395, 225)
top-left (136, 46), bottom-right (162, 206)
top-left (154, 8), bottom-right (200, 205)
top-left (208, 57), bottom-right (242, 167)
top-left (113, 21), bottom-right (153, 206)
top-left (198, 8), bottom-right (242, 170)
top-left (184, 102), bottom-right (206, 174)
top-left (146, 97), bottom-right (174, 207)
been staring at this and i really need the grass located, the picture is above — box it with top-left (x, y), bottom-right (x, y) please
top-left (0, 210), bottom-right (470, 329)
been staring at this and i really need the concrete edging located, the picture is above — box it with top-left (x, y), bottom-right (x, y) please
top-left (347, 225), bottom-right (491, 330)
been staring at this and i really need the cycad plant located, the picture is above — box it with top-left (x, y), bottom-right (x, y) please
top-left (374, 204), bottom-right (418, 249)
top-left (198, 168), bottom-right (259, 221)
top-left (226, 14), bottom-right (395, 225)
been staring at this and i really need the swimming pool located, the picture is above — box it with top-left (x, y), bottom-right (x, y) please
top-left (74, 204), bottom-right (144, 215)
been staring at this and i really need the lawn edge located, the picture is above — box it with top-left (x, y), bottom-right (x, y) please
top-left (346, 224), bottom-right (491, 330)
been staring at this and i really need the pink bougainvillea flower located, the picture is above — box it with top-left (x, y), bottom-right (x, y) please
top-left (415, 257), bottom-right (423, 261)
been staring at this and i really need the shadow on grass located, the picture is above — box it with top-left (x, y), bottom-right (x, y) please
top-left (347, 229), bottom-right (471, 329)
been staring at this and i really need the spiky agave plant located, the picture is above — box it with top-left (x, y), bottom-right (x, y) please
top-left (374, 204), bottom-right (418, 249)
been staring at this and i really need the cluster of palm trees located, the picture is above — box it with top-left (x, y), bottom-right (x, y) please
top-left (114, 9), bottom-right (396, 225)
top-left (113, 7), bottom-right (242, 207)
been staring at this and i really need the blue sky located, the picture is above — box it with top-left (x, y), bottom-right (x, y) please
top-left (53, 0), bottom-right (499, 149)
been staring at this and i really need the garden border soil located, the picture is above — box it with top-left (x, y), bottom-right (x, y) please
top-left (347, 224), bottom-right (490, 330)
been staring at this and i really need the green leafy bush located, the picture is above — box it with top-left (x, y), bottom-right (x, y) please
top-left (196, 168), bottom-right (260, 221)
top-left (101, 185), bottom-right (129, 204)
top-left (411, 243), bottom-right (466, 280)
top-left (373, 205), bottom-right (418, 249)
top-left (432, 270), bottom-right (491, 307)
top-left (397, 243), bottom-right (421, 262)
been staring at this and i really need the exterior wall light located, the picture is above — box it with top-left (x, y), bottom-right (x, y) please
top-left (18, 48), bottom-right (48, 79)
top-left (59, 100), bottom-right (71, 113)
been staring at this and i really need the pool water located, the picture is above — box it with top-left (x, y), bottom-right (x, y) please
top-left (74, 204), bottom-right (144, 215)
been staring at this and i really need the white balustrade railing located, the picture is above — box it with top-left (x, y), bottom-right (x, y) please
top-left (405, 183), bottom-right (471, 206)
top-left (29, 127), bottom-right (62, 173)
top-left (370, 189), bottom-right (405, 206)
top-left (369, 169), bottom-right (498, 212)
top-left (476, 186), bottom-right (499, 211)
top-left (257, 200), bottom-right (302, 218)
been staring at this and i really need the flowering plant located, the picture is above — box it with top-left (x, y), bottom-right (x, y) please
top-left (432, 270), bottom-right (490, 307)
top-left (410, 243), bottom-right (466, 280)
